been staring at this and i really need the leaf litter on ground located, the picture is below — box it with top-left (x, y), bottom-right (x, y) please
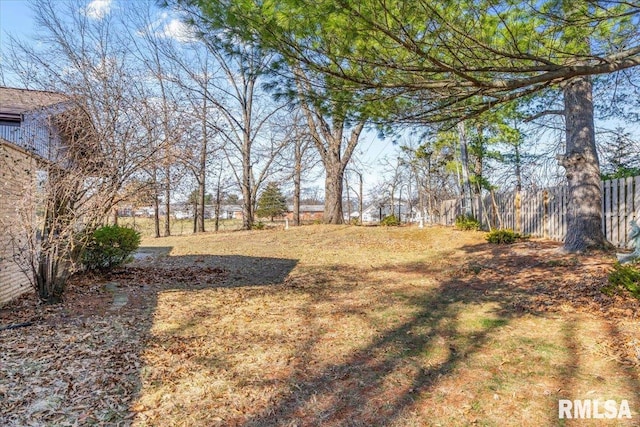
top-left (0, 225), bottom-right (638, 426)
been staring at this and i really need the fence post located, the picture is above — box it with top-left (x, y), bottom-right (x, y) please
top-left (626, 176), bottom-right (634, 246)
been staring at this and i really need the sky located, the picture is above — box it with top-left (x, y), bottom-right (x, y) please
top-left (0, 1), bottom-right (33, 53)
top-left (0, 0), bottom-right (397, 199)
top-left (5, 0), bottom-right (634, 202)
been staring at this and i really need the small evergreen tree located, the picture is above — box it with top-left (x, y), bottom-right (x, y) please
top-left (256, 182), bottom-right (287, 221)
top-left (601, 128), bottom-right (640, 180)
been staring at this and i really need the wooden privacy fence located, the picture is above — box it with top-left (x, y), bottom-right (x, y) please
top-left (440, 176), bottom-right (640, 249)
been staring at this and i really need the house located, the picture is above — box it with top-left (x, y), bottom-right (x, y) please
top-left (284, 204), bottom-right (324, 222)
top-left (128, 204), bottom-right (244, 221)
top-left (0, 86), bottom-right (73, 304)
top-left (360, 200), bottom-right (416, 224)
top-left (217, 204), bottom-right (243, 220)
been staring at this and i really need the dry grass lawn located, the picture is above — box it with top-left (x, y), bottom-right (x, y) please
top-left (1, 224), bottom-right (639, 426)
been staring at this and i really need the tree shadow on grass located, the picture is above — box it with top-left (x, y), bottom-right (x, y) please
top-left (0, 248), bottom-right (300, 426)
top-left (236, 271), bottom-right (510, 426)
top-left (231, 241), bottom-right (639, 426)
top-left (11, 240), bottom-right (630, 426)
top-left (121, 246), bottom-right (299, 288)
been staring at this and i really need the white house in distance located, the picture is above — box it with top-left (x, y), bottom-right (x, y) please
top-left (0, 86), bottom-right (73, 303)
top-left (358, 200), bottom-right (417, 223)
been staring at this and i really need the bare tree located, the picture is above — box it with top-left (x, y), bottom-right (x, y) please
top-left (124, 3), bottom-right (214, 234)
top-left (274, 110), bottom-right (320, 226)
top-left (152, 7), bottom-right (289, 230)
top-left (291, 65), bottom-right (367, 224)
top-left (0, 0), bottom-right (166, 302)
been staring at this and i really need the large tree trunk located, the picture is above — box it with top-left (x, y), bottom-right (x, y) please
top-left (241, 135), bottom-right (254, 230)
top-left (197, 175), bottom-right (206, 233)
top-left (324, 158), bottom-right (345, 224)
top-left (561, 76), bottom-right (610, 252)
top-left (164, 169), bottom-right (171, 237)
top-left (292, 65), bottom-right (365, 226)
top-left (150, 167), bottom-right (161, 238)
top-left (457, 122), bottom-right (473, 216)
top-left (153, 193), bottom-right (161, 239)
top-left (214, 171), bottom-right (221, 232)
top-left (293, 139), bottom-right (302, 226)
top-left (197, 99), bottom-right (207, 233)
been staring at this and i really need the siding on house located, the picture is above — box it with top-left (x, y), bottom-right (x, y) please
top-left (0, 86), bottom-right (68, 161)
top-left (0, 140), bottom-right (35, 303)
top-left (0, 86), bottom-right (74, 305)
top-left (284, 205), bottom-right (324, 221)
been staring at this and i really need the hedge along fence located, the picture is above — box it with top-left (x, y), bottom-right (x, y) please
top-left (440, 176), bottom-right (640, 249)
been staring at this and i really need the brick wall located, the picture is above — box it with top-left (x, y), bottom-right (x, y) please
top-left (0, 141), bottom-right (35, 304)
top-left (284, 211), bottom-right (324, 221)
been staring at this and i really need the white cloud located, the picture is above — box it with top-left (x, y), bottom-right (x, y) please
top-left (85, 0), bottom-right (112, 20)
top-left (161, 18), bottom-right (196, 43)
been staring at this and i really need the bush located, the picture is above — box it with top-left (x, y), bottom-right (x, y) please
top-left (252, 221), bottom-right (265, 230)
top-left (82, 225), bottom-right (141, 271)
top-left (455, 214), bottom-right (480, 231)
top-left (486, 229), bottom-right (522, 244)
top-left (604, 262), bottom-right (640, 299)
top-left (381, 214), bottom-right (401, 226)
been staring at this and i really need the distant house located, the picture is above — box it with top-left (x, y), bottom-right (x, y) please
top-left (218, 205), bottom-right (243, 220)
top-left (128, 204), bottom-right (244, 221)
top-left (360, 204), bottom-right (384, 223)
top-left (360, 200), bottom-right (415, 224)
top-left (0, 86), bottom-right (78, 304)
top-left (285, 204), bottom-right (324, 222)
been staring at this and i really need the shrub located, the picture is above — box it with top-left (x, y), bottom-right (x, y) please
top-left (82, 225), bottom-right (141, 271)
top-left (486, 229), bottom-right (522, 244)
top-left (455, 214), bottom-right (480, 231)
top-left (381, 214), bottom-right (401, 226)
top-left (252, 221), bottom-right (265, 230)
top-left (604, 262), bottom-right (640, 299)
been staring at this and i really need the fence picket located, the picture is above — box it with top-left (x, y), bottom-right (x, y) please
top-left (610, 179), bottom-right (620, 245)
top-left (439, 176), bottom-right (640, 248)
top-left (635, 176), bottom-right (640, 220)
top-left (602, 180), bottom-right (607, 242)
top-left (625, 176), bottom-right (634, 248)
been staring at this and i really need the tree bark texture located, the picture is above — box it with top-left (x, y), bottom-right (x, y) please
top-left (241, 131), bottom-right (254, 230)
top-left (293, 66), bottom-right (365, 225)
top-left (293, 139), bottom-right (302, 226)
top-left (164, 169), bottom-right (171, 237)
top-left (457, 122), bottom-right (473, 216)
top-left (324, 161), bottom-right (345, 224)
top-left (197, 96), bottom-right (208, 233)
top-left (561, 76), bottom-right (610, 252)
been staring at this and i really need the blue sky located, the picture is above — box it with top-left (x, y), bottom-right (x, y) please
top-left (0, 0), bottom-right (35, 87)
top-left (0, 0), bottom-right (394, 192)
top-left (3, 0), bottom-right (635, 196)
top-left (0, 0), bottom-right (34, 50)
top-left (0, 0), bottom-right (391, 195)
